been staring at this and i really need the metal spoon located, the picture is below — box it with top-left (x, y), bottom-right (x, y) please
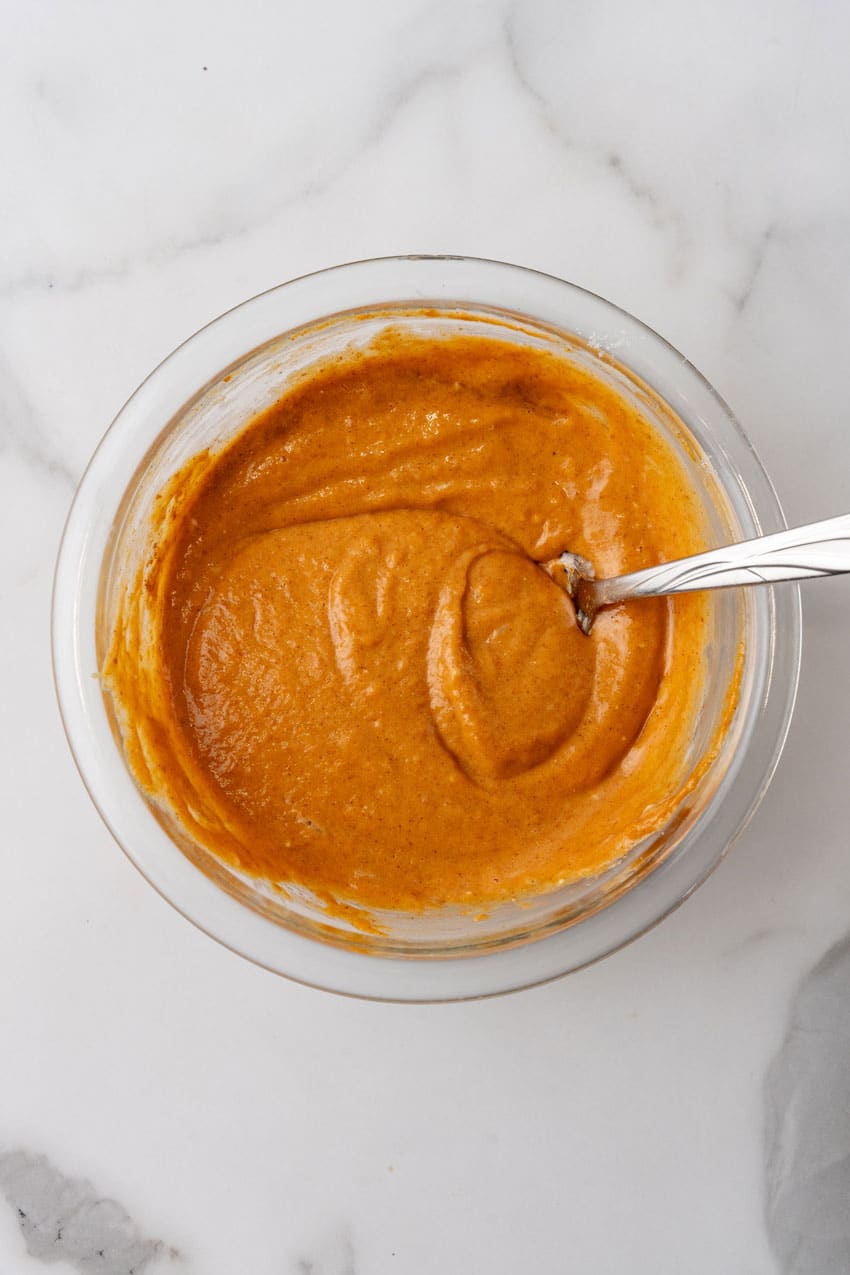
top-left (556, 512), bottom-right (850, 635)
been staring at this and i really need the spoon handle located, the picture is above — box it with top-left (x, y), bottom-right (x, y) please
top-left (590, 512), bottom-right (850, 609)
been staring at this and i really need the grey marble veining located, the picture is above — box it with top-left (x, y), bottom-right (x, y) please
top-left (0, 1151), bottom-right (175, 1274)
top-left (293, 1231), bottom-right (357, 1275)
top-left (0, 355), bottom-right (77, 493)
top-left (765, 935), bottom-right (850, 1274)
top-left (2, 0), bottom-right (850, 1271)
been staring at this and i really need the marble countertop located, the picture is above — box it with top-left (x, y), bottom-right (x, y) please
top-left (3, 2), bottom-right (850, 1271)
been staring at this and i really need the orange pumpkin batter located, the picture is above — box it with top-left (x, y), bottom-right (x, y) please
top-left (104, 330), bottom-right (711, 914)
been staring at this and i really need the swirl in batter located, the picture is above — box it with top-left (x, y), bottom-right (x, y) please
top-left (104, 331), bottom-right (712, 913)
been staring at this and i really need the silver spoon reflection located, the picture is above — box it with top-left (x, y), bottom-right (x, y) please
top-left (552, 512), bottom-right (850, 634)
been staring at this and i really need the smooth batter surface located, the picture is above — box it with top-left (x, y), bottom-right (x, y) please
top-left (105, 331), bottom-right (710, 914)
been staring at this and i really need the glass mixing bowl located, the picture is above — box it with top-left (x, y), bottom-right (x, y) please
top-left (52, 256), bottom-right (801, 1000)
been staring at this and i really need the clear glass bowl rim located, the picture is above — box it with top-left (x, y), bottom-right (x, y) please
top-left (51, 254), bottom-right (802, 1001)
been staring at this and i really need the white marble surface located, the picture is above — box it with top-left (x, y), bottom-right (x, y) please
top-left (2, 1), bottom-right (850, 1271)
